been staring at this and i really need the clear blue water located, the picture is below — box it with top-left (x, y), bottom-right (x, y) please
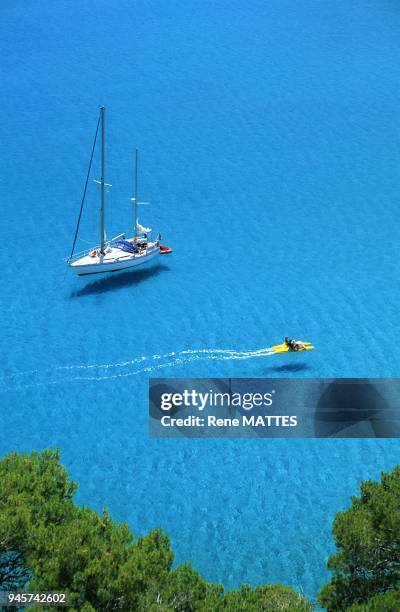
top-left (1, 0), bottom-right (400, 601)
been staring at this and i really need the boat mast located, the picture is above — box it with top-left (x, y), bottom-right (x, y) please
top-left (133, 148), bottom-right (138, 240)
top-left (99, 106), bottom-right (105, 254)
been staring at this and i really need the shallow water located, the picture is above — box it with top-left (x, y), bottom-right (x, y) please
top-left (1, 0), bottom-right (400, 599)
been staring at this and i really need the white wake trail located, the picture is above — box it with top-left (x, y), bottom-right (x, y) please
top-left (1, 346), bottom-right (276, 390)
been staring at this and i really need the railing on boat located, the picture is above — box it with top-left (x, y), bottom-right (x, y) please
top-left (66, 233), bottom-right (126, 262)
top-left (66, 232), bottom-right (158, 263)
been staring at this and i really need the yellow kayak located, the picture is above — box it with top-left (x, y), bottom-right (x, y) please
top-left (272, 341), bottom-right (315, 354)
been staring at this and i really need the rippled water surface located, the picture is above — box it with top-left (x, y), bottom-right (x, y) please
top-left (1, 0), bottom-right (400, 599)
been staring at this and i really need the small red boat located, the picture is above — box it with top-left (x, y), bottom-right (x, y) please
top-left (159, 244), bottom-right (173, 255)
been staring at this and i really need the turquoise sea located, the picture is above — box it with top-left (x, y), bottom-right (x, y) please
top-left (1, 0), bottom-right (400, 601)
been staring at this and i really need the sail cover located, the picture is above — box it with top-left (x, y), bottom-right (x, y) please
top-left (136, 219), bottom-right (152, 234)
top-left (115, 240), bottom-right (137, 253)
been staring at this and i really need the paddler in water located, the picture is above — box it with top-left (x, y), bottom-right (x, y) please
top-left (284, 336), bottom-right (306, 351)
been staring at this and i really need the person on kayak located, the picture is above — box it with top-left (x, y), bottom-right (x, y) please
top-left (284, 337), bottom-right (306, 351)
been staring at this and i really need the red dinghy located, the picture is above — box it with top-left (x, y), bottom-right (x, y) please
top-left (159, 244), bottom-right (172, 255)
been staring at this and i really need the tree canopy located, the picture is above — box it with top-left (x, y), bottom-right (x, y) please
top-left (0, 449), bottom-right (311, 611)
top-left (318, 466), bottom-right (400, 611)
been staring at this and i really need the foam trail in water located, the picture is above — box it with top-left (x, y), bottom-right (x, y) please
top-left (0, 346), bottom-right (276, 390)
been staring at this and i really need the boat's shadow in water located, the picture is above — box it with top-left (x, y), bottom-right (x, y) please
top-left (70, 264), bottom-right (170, 297)
top-left (264, 362), bottom-right (310, 374)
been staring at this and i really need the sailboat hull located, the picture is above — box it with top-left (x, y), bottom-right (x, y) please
top-left (69, 245), bottom-right (160, 276)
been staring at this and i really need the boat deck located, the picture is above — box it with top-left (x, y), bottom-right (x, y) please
top-left (70, 243), bottom-right (158, 267)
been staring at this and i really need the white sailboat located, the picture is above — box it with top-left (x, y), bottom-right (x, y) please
top-left (67, 106), bottom-right (171, 276)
